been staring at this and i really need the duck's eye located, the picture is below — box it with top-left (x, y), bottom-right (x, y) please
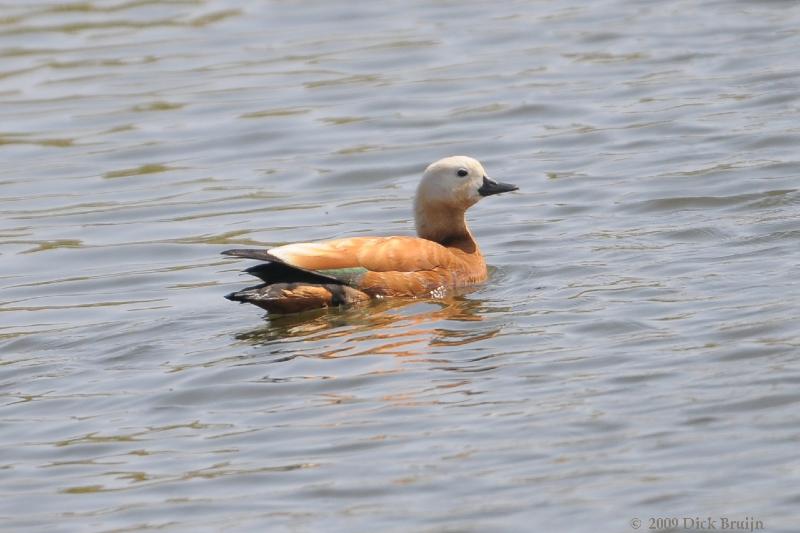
top-left (457, 168), bottom-right (469, 177)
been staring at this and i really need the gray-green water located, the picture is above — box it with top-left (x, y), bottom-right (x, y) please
top-left (2, 1), bottom-right (799, 531)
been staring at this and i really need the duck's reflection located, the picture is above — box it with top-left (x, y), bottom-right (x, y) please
top-left (234, 291), bottom-right (508, 359)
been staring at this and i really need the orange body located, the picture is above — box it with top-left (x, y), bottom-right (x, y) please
top-left (224, 156), bottom-right (517, 314)
top-left (273, 236), bottom-right (488, 297)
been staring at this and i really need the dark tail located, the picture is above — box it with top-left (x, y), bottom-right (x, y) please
top-left (221, 248), bottom-right (282, 262)
top-left (222, 249), bottom-right (372, 313)
top-left (225, 283), bottom-right (267, 303)
top-left (222, 248), bottom-right (342, 285)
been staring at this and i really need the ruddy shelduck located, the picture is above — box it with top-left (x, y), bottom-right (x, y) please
top-left (223, 156), bottom-right (518, 314)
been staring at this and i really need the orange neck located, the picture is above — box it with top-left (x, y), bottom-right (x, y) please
top-left (414, 201), bottom-right (479, 254)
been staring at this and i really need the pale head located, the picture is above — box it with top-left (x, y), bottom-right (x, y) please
top-left (414, 155), bottom-right (518, 245)
top-left (416, 156), bottom-right (489, 211)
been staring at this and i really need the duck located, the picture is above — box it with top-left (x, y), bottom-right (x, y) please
top-left (223, 155), bottom-right (518, 314)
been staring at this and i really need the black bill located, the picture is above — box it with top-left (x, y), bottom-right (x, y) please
top-left (478, 176), bottom-right (519, 196)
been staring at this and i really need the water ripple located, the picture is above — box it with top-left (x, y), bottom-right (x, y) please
top-left (2, 0), bottom-right (800, 531)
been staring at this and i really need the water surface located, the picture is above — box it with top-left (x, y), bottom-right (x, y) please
top-left (1, 1), bottom-right (799, 531)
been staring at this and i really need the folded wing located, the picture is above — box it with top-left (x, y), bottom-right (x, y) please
top-left (222, 236), bottom-right (483, 299)
top-left (268, 236), bottom-right (450, 272)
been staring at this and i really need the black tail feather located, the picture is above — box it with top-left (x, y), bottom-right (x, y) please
top-left (245, 262), bottom-right (341, 285)
top-left (225, 283), bottom-right (267, 303)
top-left (221, 248), bottom-right (281, 262)
top-left (223, 248), bottom-right (343, 285)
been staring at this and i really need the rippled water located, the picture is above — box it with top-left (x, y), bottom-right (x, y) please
top-left (2, 1), bottom-right (799, 531)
